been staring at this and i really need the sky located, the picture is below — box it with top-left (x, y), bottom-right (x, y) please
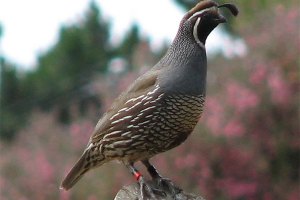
top-left (0, 0), bottom-right (246, 69)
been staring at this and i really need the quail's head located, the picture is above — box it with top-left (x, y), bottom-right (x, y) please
top-left (178, 0), bottom-right (239, 45)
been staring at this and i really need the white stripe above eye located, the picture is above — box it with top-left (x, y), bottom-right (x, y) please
top-left (187, 8), bottom-right (211, 21)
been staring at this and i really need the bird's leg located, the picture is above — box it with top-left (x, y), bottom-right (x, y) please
top-left (142, 160), bottom-right (182, 196)
top-left (126, 163), bottom-right (156, 200)
top-left (142, 159), bottom-right (161, 179)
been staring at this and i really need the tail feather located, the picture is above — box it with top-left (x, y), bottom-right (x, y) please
top-left (60, 151), bottom-right (106, 190)
top-left (60, 152), bottom-right (89, 190)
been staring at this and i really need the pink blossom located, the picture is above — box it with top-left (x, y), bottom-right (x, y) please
top-left (186, 154), bottom-right (197, 168)
top-left (175, 157), bottom-right (185, 169)
top-left (267, 70), bottom-right (291, 105)
top-left (288, 189), bottom-right (300, 200)
top-left (35, 152), bottom-right (54, 183)
top-left (202, 97), bottom-right (224, 135)
top-left (174, 153), bottom-right (198, 169)
top-left (218, 178), bottom-right (257, 198)
top-left (69, 122), bottom-right (93, 149)
top-left (226, 82), bottom-right (260, 113)
top-left (223, 119), bottom-right (245, 137)
top-left (198, 158), bottom-right (211, 179)
top-left (219, 148), bottom-right (256, 178)
top-left (250, 64), bottom-right (268, 85)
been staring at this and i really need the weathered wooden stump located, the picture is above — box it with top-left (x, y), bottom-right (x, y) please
top-left (114, 179), bottom-right (205, 200)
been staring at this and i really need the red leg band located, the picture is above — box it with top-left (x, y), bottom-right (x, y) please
top-left (134, 171), bottom-right (142, 181)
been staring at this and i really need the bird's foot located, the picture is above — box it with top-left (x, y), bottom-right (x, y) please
top-left (138, 176), bottom-right (166, 200)
top-left (155, 177), bottom-right (182, 197)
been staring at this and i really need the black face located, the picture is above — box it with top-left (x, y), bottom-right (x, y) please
top-left (190, 7), bottom-right (225, 44)
top-left (182, 1), bottom-right (239, 45)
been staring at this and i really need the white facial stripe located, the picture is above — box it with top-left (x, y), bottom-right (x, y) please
top-left (193, 17), bottom-right (205, 48)
top-left (188, 8), bottom-right (211, 21)
top-left (193, 17), bottom-right (201, 44)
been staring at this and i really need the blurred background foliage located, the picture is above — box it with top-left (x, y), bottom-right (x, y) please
top-left (0, 0), bottom-right (299, 199)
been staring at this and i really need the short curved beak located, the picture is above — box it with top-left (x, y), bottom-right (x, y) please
top-left (216, 13), bottom-right (227, 23)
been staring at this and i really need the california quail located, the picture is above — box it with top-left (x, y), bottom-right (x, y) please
top-left (61, 0), bottom-right (238, 197)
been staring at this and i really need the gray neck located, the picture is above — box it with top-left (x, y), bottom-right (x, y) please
top-left (156, 31), bottom-right (207, 96)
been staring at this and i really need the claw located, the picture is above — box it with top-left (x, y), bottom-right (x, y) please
top-left (155, 177), bottom-right (182, 197)
top-left (138, 176), bottom-right (163, 200)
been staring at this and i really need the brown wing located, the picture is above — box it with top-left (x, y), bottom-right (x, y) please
top-left (88, 68), bottom-right (161, 145)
